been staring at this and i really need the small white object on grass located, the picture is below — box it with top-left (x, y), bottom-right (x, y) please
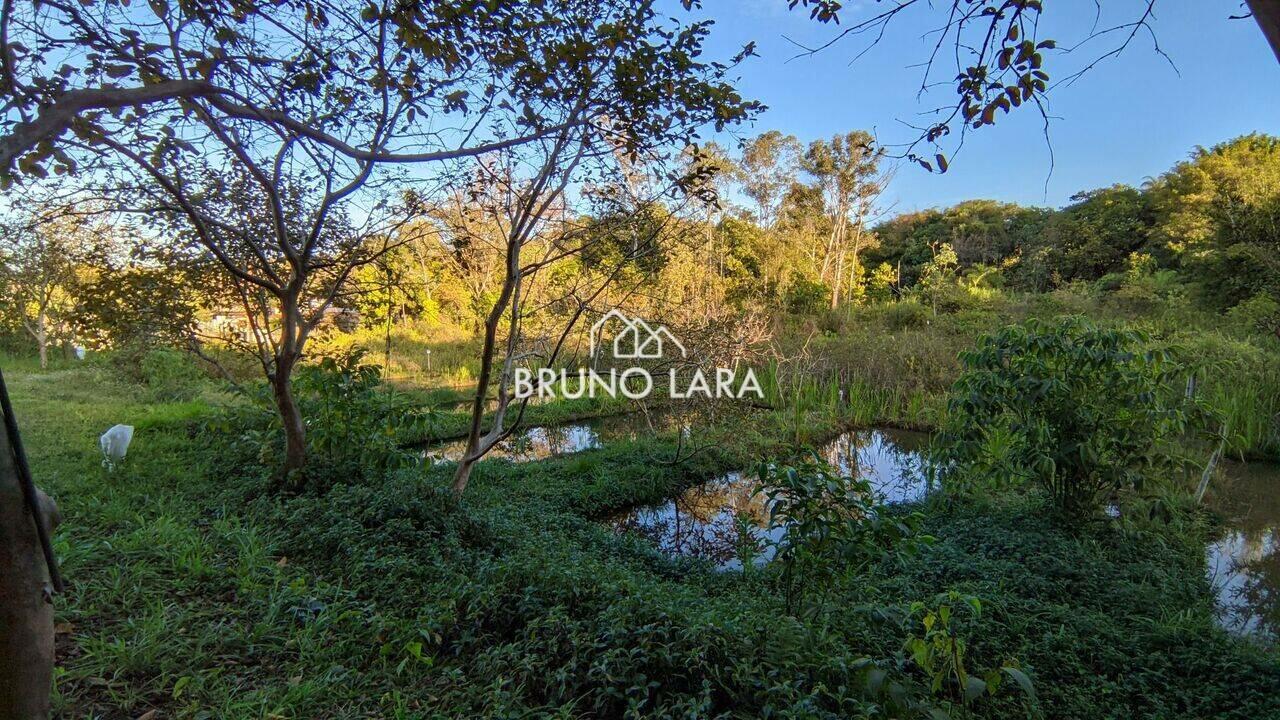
top-left (100, 424), bottom-right (134, 470)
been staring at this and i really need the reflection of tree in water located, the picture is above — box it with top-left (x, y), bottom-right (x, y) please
top-left (611, 473), bottom-right (770, 566)
top-left (531, 425), bottom-right (574, 458)
top-left (1210, 528), bottom-right (1280, 641)
top-left (1205, 461), bottom-right (1280, 643)
top-left (820, 429), bottom-right (929, 504)
top-left (611, 429), bottom-right (935, 568)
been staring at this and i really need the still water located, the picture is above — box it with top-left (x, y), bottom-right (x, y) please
top-left (1205, 460), bottom-right (1280, 643)
top-left (421, 409), bottom-right (691, 463)
top-left (607, 428), bottom-right (929, 570)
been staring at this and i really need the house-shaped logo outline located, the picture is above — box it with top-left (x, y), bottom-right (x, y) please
top-left (589, 310), bottom-right (686, 360)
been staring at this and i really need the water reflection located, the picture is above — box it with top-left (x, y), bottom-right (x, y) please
top-left (819, 428), bottom-right (931, 503)
top-left (608, 428), bottom-right (929, 568)
top-left (421, 408), bottom-right (694, 463)
top-left (1204, 460), bottom-right (1280, 643)
top-left (610, 471), bottom-right (777, 569)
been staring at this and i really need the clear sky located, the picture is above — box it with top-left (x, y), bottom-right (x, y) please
top-left (694, 0), bottom-right (1280, 213)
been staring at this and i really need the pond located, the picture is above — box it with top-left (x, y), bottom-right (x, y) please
top-left (421, 408), bottom-right (692, 463)
top-left (607, 429), bottom-right (1280, 643)
top-left (606, 428), bottom-right (930, 569)
top-left (1205, 459), bottom-right (1280, 644)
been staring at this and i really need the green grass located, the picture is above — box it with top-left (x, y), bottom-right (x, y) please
top-left (12, 362), bottom-right (1279, 718)
top-left (770, 296), bottom-right (1280, 460)
top-left (8, 367), bottom-right (397, 716)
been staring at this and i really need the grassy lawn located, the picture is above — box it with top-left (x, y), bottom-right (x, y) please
top-left (12, 367), bottom-right (398, 717)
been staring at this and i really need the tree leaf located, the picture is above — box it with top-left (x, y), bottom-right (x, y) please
top-left (1003, 666), bottom-right (1036, 701)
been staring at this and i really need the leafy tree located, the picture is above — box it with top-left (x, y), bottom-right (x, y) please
top-left (1149, 134), bottom-right (1280, 308)
top-left (1031, 185), bottom-right (1151, 286)
top-left (4, 0), bottom-right (757, 482)
top-left (915, 243), bottom-right (959, 313)
top-left (0, 1), bottom-right (581, 180)
top-left (773, 180), bottom-right (832, 291)
top-left (73, 262), bottom-right (200, 352)
top-left (868, 200), bottom-right (1049, 290)
top-left (784, 271), bottom-right (830, 314)
top-left (0, 212), bottom-right (104, 367)
top-left (739, 130), bottom-right (801, 227)
top-left (934, 317), bottom-right (1200, 517)
top-left (436, 2), bottom-right (759, 495)
top-left (866, 262), bottom-right (898, 303)
top-left (800, 131), bottom-right (884, 307)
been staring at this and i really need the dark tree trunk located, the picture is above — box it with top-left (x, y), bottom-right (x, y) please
top-left (272, 352), bottom-right (307, 481)
top-left (0, 407), bottom-right (59, 719)
top-left (1248, 0), bottom-right (1280, 63)
top-left (452, 240), bottom-right (520, 497)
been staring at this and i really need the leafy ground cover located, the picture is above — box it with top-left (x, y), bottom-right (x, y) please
top-left (13, 363), bottom-right (1279, 718)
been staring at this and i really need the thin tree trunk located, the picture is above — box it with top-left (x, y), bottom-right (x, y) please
top-left (451, 316), bottom-right (499, 496)
top-left (33, 312), bottom-right (48, 370)
top-left (829, 215), bottom-right (847, 309)
top-left (831, 248), bottom-right (845, 308)
top-left (452, 248), bottom-right (518, 497)
top-left (848, 221), bottom-right (865, 304)
top-left (0, 393), bottom-right (59, 719)
top-left (384, 301), bottom-right (394, 373)
top-left (272, 351), bottom-right (306, 481)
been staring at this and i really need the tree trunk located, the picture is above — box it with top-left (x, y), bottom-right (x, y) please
top-left (1248, 0), bottom-right (1280, 63)
top-left (452, 300), bottom-right (502, 497)
top-left (831, 248), bottom-right (845, 309)
top-left (0, 406), bottom-right (58, 719)
top-left (35, 313), bottom-right (48, 371)
top-left (271, 353), bottom-right (307, 481)
top-left (451, 457), bottom-right (475, 497)
top-left (452, 237), bottom-right (522, 497)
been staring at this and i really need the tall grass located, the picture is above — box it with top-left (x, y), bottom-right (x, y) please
top-left (1205, 365), bottom-right (1280, 460)
top-left (756, 361), bottom-right (942, 442)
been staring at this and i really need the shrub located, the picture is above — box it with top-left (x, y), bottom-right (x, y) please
top-left (785, 271), bottom-right (831, 314)
top-left (866, 262), bottom-right (898, 303)
top-left (203, 350), bottom-right (433, 488)
top-left (933, 317), bottom-right (1202, 517)
top-left (755, 454), bottom-right (925, 613)
top-left (1227, 293), bottom-right (1280, 339)
top-left (883, 298), bottom-right (930, 330)
top-left (139, 348), bottom-right (208, 400)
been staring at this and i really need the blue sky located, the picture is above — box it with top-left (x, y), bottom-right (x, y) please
top-left (693, 0), bottom-right (1280, 213)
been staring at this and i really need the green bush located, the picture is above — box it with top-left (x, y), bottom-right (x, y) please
top-left (139, 348), bottom-right (208, 400)
top-left (1227, 293), bottom-right (1280, 339)
top-left (883, 298), bottom-right (931, 330)
top-left (202, 351), bottom-right (433, 487)
top-left (785, 271), bottom-right (831, 314)
top-left (934, 317), bottom-right (1204, 516)
top-left (755, 454), bottom-right (926, 613)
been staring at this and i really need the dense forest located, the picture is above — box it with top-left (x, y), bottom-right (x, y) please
top-left (1, 1), bottom-right (1279, 719)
